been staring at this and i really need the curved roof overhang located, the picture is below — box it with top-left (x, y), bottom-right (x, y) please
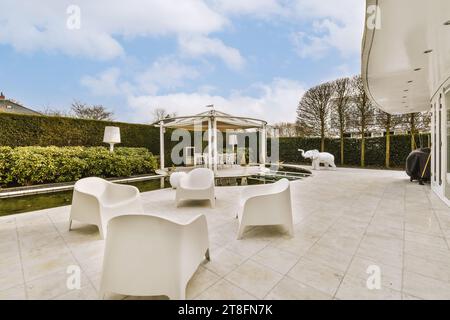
top-left (362, 0), bottom-right (450, 114)
top-left (155, 110), bottom-right (267, 131)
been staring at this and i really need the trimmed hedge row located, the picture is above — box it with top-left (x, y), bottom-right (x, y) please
top-left (0, 112), bottom-right (431, 170)
top-left (273, 134), bottom-right (431, 168)
top-left (0, 112), bottom-right (176, 167)
top-left (0, 146), bottom-right (158, 187)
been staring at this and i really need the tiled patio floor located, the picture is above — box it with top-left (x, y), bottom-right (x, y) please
top-left (2, 167), bottom-right (450, 300)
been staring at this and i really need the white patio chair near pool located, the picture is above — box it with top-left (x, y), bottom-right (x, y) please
top-left (236, 178), bottom-right (293, 239)
top-left (99, 214), bottom-right (210, 300)
top-left (69, 177), bottom-right (143, 239)
top-left (176, 168), bottom-right (215, 208)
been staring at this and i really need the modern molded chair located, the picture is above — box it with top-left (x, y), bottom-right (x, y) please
top-left (99, 214), bottom-right (210, 300)
top-left (176, 168), bottom-right (215, 208)
top-left (236, 178), bottom-right (293, 239)
top-left (69, 177), bottom-right (143, 239)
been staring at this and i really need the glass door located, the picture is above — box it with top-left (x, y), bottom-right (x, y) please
top-left (433, 103), bottom-right (437, 183)
top-left (439, 97), bottom-right (442, 186)
top-left (446, 91), bottom-right (450, 199)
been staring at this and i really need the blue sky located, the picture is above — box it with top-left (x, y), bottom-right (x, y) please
top-left (0, 0), bottom-right (364, 124)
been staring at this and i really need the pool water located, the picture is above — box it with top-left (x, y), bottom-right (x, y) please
top-left (0, 166), bottom-right (310, 216)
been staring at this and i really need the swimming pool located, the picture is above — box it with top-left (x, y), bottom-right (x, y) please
top-left (0, 165), bottom-right (311, 216)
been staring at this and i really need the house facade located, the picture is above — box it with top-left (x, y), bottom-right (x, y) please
top-left (0, 92), bottom-right (40, 115)
top-left (362, 0), bottom-right (450, 204)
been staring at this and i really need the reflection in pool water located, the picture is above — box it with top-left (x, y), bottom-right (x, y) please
top-left (0, 165), bottom-right (311, 216)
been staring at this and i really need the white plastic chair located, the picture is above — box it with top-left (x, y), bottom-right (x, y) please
top-left (226, 153), bottom-right (237, 166)
top-left (194, 153), bottom-right (204, 166)
top-left (99, 214), bottom-right (210, 300)
top-left (236, 178), bottom-right (293, 239)
top-left (69, 177), bottom-right (143, 239)
top-left (176, 168), bottom-right (215, 208)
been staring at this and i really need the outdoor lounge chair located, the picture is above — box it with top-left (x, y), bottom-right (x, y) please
top-left (175, 168), bottom-right (215, 208)
top-left (236, 178), bottom-right (293, 239)
top-left (99, 214), bottom-right (210, 300)
top-left (69, 177), bottom-right (143, 239)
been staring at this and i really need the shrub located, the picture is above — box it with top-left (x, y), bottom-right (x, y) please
top-left (0, 146), bottom-right (158, 187)
top-left (0, 113), bottom-right (177, 167)
top-left (0, 147), bottom-right (13, 186)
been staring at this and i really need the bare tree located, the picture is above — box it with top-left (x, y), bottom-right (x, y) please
top-left (296, 82), bottom-right (334, 151)
top-left (71, 101), bottom-right (114, 121)
top-left (401, 112), bottom-right (431, 150)
top-left (331, 77), bottom-right (351, 165)
top-left (151, 108), bottom-right (177, 123)
top-left (374, 110), bottom-right (402, 168)
top-left (349, 75), bottom-right (376, 167)
top-left (272, 122), bottom-right (301, 137)
top-left (42, 106), bottom-right (70, 117)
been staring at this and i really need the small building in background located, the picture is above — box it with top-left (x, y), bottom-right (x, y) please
top-left (0, 92), bottom-right (40, 115)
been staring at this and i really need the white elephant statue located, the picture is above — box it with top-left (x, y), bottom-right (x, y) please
top-left (298, 149), bottom-right (336, 170)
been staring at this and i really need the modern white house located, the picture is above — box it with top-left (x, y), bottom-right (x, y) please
top-left (362, 0), bottom-right (450, 205)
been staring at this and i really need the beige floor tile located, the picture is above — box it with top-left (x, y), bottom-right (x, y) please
top-left (270, 236), bottom-right (316, 256)
top-left (225, 238), bottom-right (269, 259)
top-left (22, 251), bottom-right (78, 282)
top-left (0, 285), bottom-right (26, 300)
top-left (403, 271), bottom-right (450, 300)
top-left (202, 247), bottom-right (245, 276)
top-left (404, 231), bottom-right (448, 249)
top-left (225, 260), bottom-right (283, 299)
top-left (335, 275), bottom-right (401, 300)
top-left (186, 266), bottom-right (220, 299)
top-left (404, 241), bottom-right (450, 265)
top-left (251, 246), bottom-right (300, 274)
top-left (196, 279), bottom-right (256, 300)
top-left (265, 277), bottom-right (332, 300)
top-left (302, 244), bottom-right (354, 273)
top-left (26, 269), bottom-right (89, 300)
top-left (356, 242), bottom-right (403, 268)
top-left (346, 256), bottom-right (402, 291)
top-left (288, 258), bottom-right (343, 296)
top-left (53, 284), bottom-right (98, 300)
top-left (404, 253), bottom-right (450, 282)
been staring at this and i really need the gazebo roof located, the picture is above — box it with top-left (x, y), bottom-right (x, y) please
top-left (156, 110), bottom-right (267, 130)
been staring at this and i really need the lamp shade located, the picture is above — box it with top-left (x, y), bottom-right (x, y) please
top-left (103, 126), bottom-right (121, 144)
top-left (228, 134), bottom-right (238, 145)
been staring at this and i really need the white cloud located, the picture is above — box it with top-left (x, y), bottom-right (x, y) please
top-left (178, 35), bottom-right (245, 70)
top-left (0, 0), bottom-right (226, 60)
top-left (81, 56), bottom-right (201, 96)
top-left (136, 56), bottom-right (200, 94)
top-left (127, 78), bottom-right (305, 124)
top-left (290, 0), bottom-right (365, 58)
top-left (210, 0), bottom-right (286, 17)
top-left (81, 68), bottom-right (126, 96)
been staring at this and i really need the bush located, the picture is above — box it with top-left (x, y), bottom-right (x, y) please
top-left (0, 146), bottom-right (158, 187)
top-left (0, 113), bottom-right (178, 167)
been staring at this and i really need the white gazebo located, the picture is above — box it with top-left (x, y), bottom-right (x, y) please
top-left (155, 109), bottom-right (268, 173)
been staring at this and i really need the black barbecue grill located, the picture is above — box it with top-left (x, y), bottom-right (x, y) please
top-left (406, 148), bottom-right (431, 185)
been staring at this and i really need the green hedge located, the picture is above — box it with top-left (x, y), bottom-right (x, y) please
top-left (273, 134), bottom-right (431, 168)
top-left (0, 146), bottom-right (158, 187)
top-left (0, 112), bottom-right (179, 167)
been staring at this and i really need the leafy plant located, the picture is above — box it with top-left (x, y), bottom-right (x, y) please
top-left (0, 146), bottom-right (158, 187)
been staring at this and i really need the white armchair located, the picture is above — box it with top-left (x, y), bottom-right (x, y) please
top-left (236, 178), bottom-right (293, 239)
top-left (99, 214), bottom-right (210, 300)
top-left (69, 177), bottom-right (143, 239)
top-left (176, 168), bottom-right (215, 208)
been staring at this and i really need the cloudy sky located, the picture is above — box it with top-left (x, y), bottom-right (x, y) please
top-left (0, 0), bottom-right (365, 124)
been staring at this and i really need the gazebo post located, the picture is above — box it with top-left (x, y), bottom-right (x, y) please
top-left (159, 120), bottom-right (165, 170)
top-left (213, 117), bottom-right (218, 174)
top-left (207, 118), bottom-right (212, 171)
top-left (259, 124), bottom-right (267, 165)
